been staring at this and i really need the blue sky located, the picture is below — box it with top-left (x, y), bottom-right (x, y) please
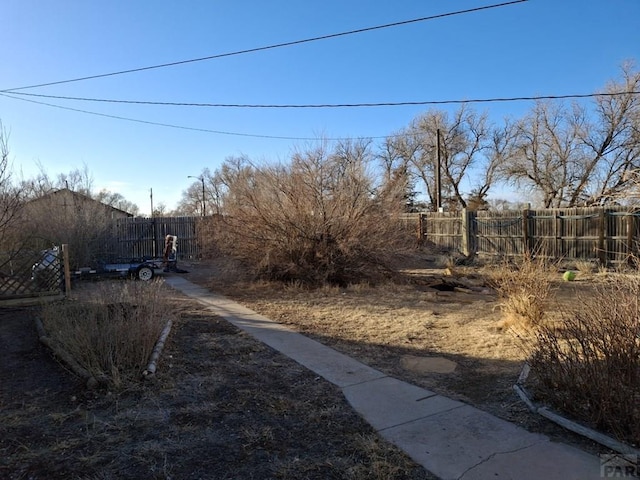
top-left (2, 0), bottom-right (639, 214)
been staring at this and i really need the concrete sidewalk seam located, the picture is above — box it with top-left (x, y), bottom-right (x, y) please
top-left (415, 393), bottom-right (439, 402)
top-left (377, 403), bottom-right (466, 433)
top-left (456, 440), bottom-right (545, 480)
top-left (338, 375), bottom-right (391, 389)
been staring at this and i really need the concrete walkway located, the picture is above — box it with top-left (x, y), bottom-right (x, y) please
top-left (164, 276), bottom-right (603, 480)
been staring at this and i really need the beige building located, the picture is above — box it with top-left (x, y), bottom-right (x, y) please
top-left (21, 188), bottom-right (133, 266)
top-left (25, 188), bottom-right (133, 220)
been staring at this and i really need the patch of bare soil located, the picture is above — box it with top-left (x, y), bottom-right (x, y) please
top-left (0, 290), bottom-right (433, 479)
top-left (184, 258), bottom-right (608, 458)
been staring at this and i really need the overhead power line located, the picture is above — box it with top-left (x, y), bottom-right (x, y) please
top-left (0, 93), bottom-right (356, 141)
top-left (7, 89), bottom-right (640, 108)
top-left (3, 85), bottom-right (639, 142)
top-left (1, 0), bottom-right (527, 92)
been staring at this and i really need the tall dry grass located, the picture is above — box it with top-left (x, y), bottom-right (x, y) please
top-left (486, 254), bottom-right (558, 330)
top-left (487, 254), bottom-right (640, 444)
top-left (529, 275), bottom-right (640, 445)
top-left (40, 280), bottom-right (173, 388)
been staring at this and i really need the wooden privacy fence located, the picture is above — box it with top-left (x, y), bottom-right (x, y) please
top-left (414, 207), bottom-right (640, 264)
top-left (112, 217), bottom-right (200, 260)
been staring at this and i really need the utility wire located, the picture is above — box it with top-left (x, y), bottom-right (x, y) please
top-left (1, 0), bottom-right (527, 92)
top-left (3, 85), bottom-right (639, 142)
top-left (7, 89), bottom-right (640, 108)
top-left (0, 92), bottom-right (367, 141)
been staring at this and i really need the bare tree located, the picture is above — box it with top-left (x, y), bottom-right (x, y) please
top-left (95, 189), bottom-right (139, 216)
top-left (500, 63), bottom-right (640, 207)
top-left (176, 159), bottom-right (251, 216)
top-left (377, 137), bottom-right (418, 211)
top-left (23, 163), bottom-right (95, 199)
top-left (201, 167), bottom-right (225, 216)
top-left (152, 202), bottom-right (168, 217)
top-left (174, 183), bottom-right (202, 216)
top-left (56, 164), bottom-right (94, 195)
top-left (383, 106), bottom-right (497, 211)
top-left (499, 101), bottom-right (580, 207)
top-left (0, 121), bottom-right (24, 249)
top-left (572, 63), bottom-right (640, 205)
top-left (467, 119), bottom-right (515, 209)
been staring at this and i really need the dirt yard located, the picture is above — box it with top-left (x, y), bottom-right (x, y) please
top-left (185, 256), bottom-right (609, 457)
top-left (0, 288), bottom-right (433, 479)
top-left (1, 255), bottom-right (609, 479)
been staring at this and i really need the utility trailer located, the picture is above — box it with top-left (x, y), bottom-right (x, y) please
top-left (73, 258), bottom-right (164, 281)
top-left (71, 235), bottom-right (181, 281)
top-left (34, 236), bottom-right (182, 284)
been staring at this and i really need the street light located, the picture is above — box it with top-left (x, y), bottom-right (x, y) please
top-left (187, 175), bottom-right (206, 217)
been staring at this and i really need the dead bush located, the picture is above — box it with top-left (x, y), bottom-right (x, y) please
top-left (528, 275), bottom-right (640, 445)
top-left (40, 280), bottom-right (173, 388)
top-left (486, 254), bottom-right (558, 330)
top-left (213, 141), bottom-right (415, 286)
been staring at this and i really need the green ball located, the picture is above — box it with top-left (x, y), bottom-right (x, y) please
top-left (563, 271), bottom-right (576, 281)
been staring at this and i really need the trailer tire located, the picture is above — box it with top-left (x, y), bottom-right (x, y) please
top-left (136, 265), bottom-right (154, 281)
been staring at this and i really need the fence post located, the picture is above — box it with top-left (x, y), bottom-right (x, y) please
top-left (597, 209), bottom-right (607, 265)
top-left (522, 208), bottom-right (530, 255)
top-left (461, 209), bottom-right (472, 257)
top-left (418, 213), bottom-right (425, 244)
top-left (62, 244), bottom-right (71, 295)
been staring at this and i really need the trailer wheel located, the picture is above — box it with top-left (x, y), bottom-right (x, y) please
top-left (136, 265), bottom-right (154, 281)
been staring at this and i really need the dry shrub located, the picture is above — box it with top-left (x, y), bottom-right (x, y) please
top-left (40, 280), bottom-right (173, 388)
top-left (487, 254), bottom-right (557, 329)
top-left (213, 141), bottom-right (415, 286)
top-left (574, 259), bottom-right (596, 275)
top-left (529, 275), bottom-right (640, 445)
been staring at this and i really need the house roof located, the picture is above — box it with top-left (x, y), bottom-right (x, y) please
top-left (28, 188), bottom-right (134, 217)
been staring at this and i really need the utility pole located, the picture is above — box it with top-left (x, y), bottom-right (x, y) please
top-left (150, 188), bottom-right (154, 217)
top-left (436, 128), bottom-right (442, 211)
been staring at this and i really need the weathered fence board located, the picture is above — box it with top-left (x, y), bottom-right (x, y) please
top-left (412, 207), bottom-right (640, 264)
top-left (475, 211), bottom-right (525, 257)
top-left (113, 217), bottom-right (199, 260)
top-left (419, 212), bottom-right (464, 252)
